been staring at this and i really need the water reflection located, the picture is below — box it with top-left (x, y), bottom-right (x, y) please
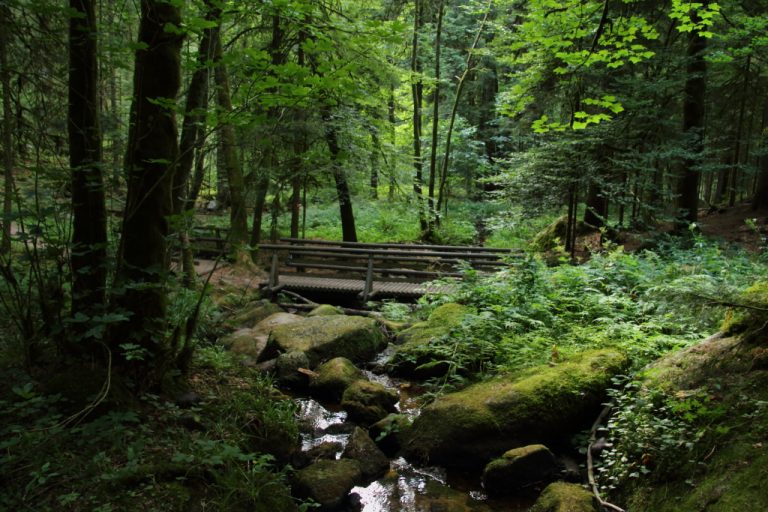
top-left (296, 398), bottom-right (349, 450)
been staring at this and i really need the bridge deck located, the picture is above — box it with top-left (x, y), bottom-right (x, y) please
top-left (269, 274), bottom-right (456, 298)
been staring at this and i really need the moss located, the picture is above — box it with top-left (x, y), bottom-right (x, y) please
top-left (395, 303), bottom-right (470, 345)
top-left (224, 300), bottom-right (282, 329)
top-left (262, 315), bottom-right (385, 366)
top-left (292, 459), bottom-right (363, 510)
top-left (404, 349), bottom-right (629, 468)
top-left (308, 304), bottom-right (344, 316)
top-left (309, 357), bottom-right (364, 401)
top-left (720, 281), bottom-right (768, 338)
top-left (530, 482), bottom-right (595, 512)
top-left (341, 380), bottom-right (399, 426)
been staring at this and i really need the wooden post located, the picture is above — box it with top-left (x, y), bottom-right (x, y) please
top-left (361, 254), bottom-right (374, 302)
top-left (268, 252), bottom-right (279, 290)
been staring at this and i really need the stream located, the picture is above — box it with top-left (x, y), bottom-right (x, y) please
top-left (293, 365), bottom-right (537, 511)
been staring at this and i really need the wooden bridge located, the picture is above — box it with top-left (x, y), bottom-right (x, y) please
top-left (257, 238), bottom-right (517, 301)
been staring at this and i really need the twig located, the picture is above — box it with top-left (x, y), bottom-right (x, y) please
top-left (278, 290), bottom-right (318, 306)
top-left (587, 403), bottom-right (626, 512)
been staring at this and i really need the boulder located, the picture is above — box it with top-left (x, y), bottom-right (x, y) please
top-left (275, 351), bottom-right (311, 390)
top-left (482, 444), bottom-right (559, 494)
top-left (308, 304), bottom-right (344, 317)
top-left (342, 427), bottom-right (390, 480)
top-left (254, 312), bottom-right (304, 334)
top-left (403, 349), bottom-right (629, 469)
top-left (387, 303), bottom-right (470, 379)
top-left (224, 300), bottom-right (283, 329)
top-left (309, 357), bottom-right (364, 402)
top-left (261, 315), bottom-right (385, 367)
top-left (293, 441), bottom-right (344, 469)
top-left (219, 328), bottom-right (268, 360)
top-left (291, 459), bottom-right (363, 511)
top-left (530, 482), bottom-right (596, 512)
top-left (369, 413), bottom-right (412, 457)
top-left (341, 380), bottom-right (399, 426)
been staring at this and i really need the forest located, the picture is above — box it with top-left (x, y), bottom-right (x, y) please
top-left (1, 0), bottom-right (768, 510)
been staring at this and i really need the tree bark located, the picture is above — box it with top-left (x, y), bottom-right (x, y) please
top-left (68, 0), bottom-right (107, 320)
top-left (677, 18), bottom-right (707, 225)
top-left (753, 99), bottom-right (768, 210)
top-left (0, 4), bottom-right (14, 254)
top-left (323, 109), bottom-right (357, 242)
top-left (211, 21), bottom-right (249, 262)
top-left (426, 0), bottom-right (444, 237)
top-left (116, 0), bottom-right (183, 381)
top-left (411, 0), bottom-right (428, 234)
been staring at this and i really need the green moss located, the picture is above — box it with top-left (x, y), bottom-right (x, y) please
top-left (530, 482), bottom-right (595, 512)
top-left (396, 303), bottom-right (470, 345)
top-left (308, 304), bottom-right (344, 317)
top-left (309, 357), bottom-right (363, 401)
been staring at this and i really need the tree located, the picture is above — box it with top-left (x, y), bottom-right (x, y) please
top-left (0, 3), bottom-right (14, 254)
top-left (68, 0), bottom-right (107, 324)
top-left (115, 0), bottom-right (183, 384)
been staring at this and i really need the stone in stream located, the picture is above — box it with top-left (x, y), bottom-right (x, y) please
top-left (309, 357), bottom-right (365, 402)
top-left (223, 299), bottom-right (283, 329)
top-left (403, 349), bottom-right (629, 469)
top-left (481, 444), bottom-right (559, 494)
top-left (219, 311), bottom-right (303, 363)
top-left (529, 482), bottom-right (596, 512)
top-left (291, 458), bottom-right (363, 511)
top-left (369, 413), bottom-right (412, 457)
top-left (387, 303), bottom-right (471, 379)
top-left (260, 315), bottom-right (385, 367)
top-left (275, 351), bottom-right (311, 390)
top-left (341, 380), bottom-right (399, 426)
top-left (342, 427), bottom-right (390, 480)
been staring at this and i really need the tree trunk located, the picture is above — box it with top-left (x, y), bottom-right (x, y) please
top-left (584, 182), bottom-right (607, 228)
top-left (68, 0), bottom-right (107, 323)
top-left (116, 0), bottom-right (183, 382)
top-left (0, 4), bottom-right (14, 254)
top-left (211, 21), bottom-right (249, 262)
top-left (426, 0), bottom-right (444, 237)
top-left (677, 19), bottom-right (707, 225)
top-left (323, 110), bottom-right (357, 242)
top-left (370, 130), bottom-right (379, 200)
top-left (388, 90), bottom-right (397, 200)
top-left (729, 56), bottom-right (750, 208)
top-left (411, 0), bottom-right (428, 234)
top-left (753, 99), bottom-right (768, 210)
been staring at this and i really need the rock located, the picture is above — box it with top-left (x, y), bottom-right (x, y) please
top-left (403, 349), bottom-right (629, 469)
top-left (224, 300), bottom-right (283, 329)
top-left (308, 304), bottom-right (344, 317)
top-left (260, 315), bottom-right (385, 367)
top-left (341, 380), bottom-right (399, 426)
top-left (219, 328), bottom-right (269, 361)
top-left (291, 459), bottom-right (363, 511)
top-left (369, 413), bottom-right (412, 457)
top-left (529, 482), bottom-right (596, 512)
top-left (292, 441), bottom-right (345, 468)
top-left (482, 444), bottom-right (559, 494)
top-left (309, 357), bottom-right (365, 402)
top-left (254, 312), bottom-right (304, 334)
top-left (387, 303), bottom-right (470, 379)
top-left (275, 351), bottom-right (311, 390)
top-left (342, 427), bottom-right (390, 480)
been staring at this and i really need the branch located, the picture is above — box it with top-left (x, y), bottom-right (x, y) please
top-left (587, 403), bottom-right (626, 512)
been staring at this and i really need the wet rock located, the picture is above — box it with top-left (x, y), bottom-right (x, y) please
top-left (292, 459), bottom-right (363, 511)
top-left (292, 441), bottom-right (344, 468)
top-left (261, 315), bottom-right (385, 367)
top-left (482, 444), bottom-right (559, 494)
top-left (369, 413), bottom-right (412, 457)
top-left (341, 380), bottom-right (399, 426)
top-left (224, 300), bottom-right (283, 329)
top-left (342, 427), bottom-right (390, 480)
top-left (529, 482), bottom-right (596, 512)
top-left (308, 304), bottom-right (344, 317)
top-left (403, 349), bottom-right (629, 469)
top-left (275, 351), bottom-right (311, 390)
top-left (387, 303), bottom-right (470, 379)
top-left (309, 357), bottom-right (365, 401)
top-left (323, 422), bottom-right (357, 436)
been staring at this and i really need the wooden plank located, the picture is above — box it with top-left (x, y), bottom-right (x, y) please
top-left (259, 244), bottom-right (511, 260)
top-left (268, 275), bottom-right (455, 297)
top-left (280, 237), bottom-right (515, 253)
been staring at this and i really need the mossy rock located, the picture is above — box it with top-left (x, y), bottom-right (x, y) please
top-left (308, 304), bottom-right (344, 317)
top-left (530, 482), bottom-right (596, 512)
top-left (482, 444), bottom-right (559, 494)
top-left (309, 357), bottom-right (364, 402)
top-left (261, 315), bottom-right (385, 367)
top-left (224, 299), bottom-right (283, 329)
top-left (342, 427), bottom-right (390, 480)
top-left (388, 303), bottom-right (471, 379)
top-left (275, 351), bottom-right (311, 390)
top-left (291, 459), bottom-right (363, 511)
top-left (615, 334), bottom-right (768, 511)
top-left (253, 312), bottom-right (304, 334)
top-left (370, 413), bottom-right (412, 456)
top-left (720, 280), bottom-right (768, 339)
top-left (531, 215), bottom-right (593, 252)
top-left (403, 349), bottom-right (629, 469)
top-left (219, 328), bottom-right (269, 360)
top-left (341, 380), bottom-right (399, 426)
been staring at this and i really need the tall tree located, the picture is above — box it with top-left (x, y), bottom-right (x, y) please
top-left (68, 0), bottom-right (107, 321)
top-left (411, 0), bottom-right (428, 234)
top-left (0, 4), bottom-right (14, 254)
top-left (115, 0), bottom-right (183, 383)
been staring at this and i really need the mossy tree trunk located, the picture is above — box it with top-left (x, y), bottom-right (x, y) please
top-left (115, 0), bottom-right (182, 384)
top-left (68, 0), bottom-right (107, 325)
